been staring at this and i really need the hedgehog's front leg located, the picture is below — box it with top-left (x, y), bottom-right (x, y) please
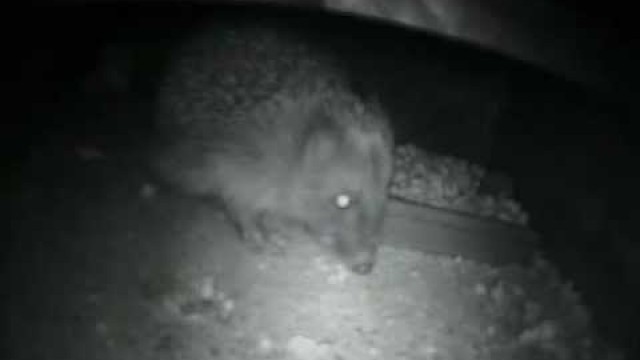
top-left (230, 207), bottom-right (287, 256)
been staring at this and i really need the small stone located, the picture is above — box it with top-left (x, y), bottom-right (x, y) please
top-left (474, 283), bottom-right (487, 296)
top-left (286, 335), bottom-right (330, 360)
top-left (140, 183), bottom-right (157, 199)
top-left (75, 145), bottom-right (105, 161)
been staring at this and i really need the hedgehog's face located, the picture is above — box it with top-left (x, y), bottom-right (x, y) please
top-left (289, 126), bottom-right (392, 275)
top-left (310, 180), bottom-right (386, 275)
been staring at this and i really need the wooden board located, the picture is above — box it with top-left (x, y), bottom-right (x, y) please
top-left (382, 199), bottom-right (539, 266)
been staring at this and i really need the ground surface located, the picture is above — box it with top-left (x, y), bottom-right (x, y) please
top-left (5, 119), bottom-right (623, 360)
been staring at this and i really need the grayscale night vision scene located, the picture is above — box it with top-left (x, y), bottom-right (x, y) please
top-left (4, 1), bottom-right (639, 359)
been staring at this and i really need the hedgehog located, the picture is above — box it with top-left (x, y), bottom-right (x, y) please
top-left (152, 20), bottom-right (393, 275)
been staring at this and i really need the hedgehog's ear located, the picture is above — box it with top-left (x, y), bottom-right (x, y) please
top-left (304, 129), bottom-right (340, 165)
top-left (371, 133), bottom-right (394, 186)
top-left (299, 106), bottom-right (343, 164)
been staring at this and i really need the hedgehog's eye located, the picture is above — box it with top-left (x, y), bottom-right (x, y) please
top-left (334, 193), bottom-right (352, 209)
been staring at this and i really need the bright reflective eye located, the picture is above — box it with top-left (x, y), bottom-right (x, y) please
top-left (335, 194), bottom-right (351, 209)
